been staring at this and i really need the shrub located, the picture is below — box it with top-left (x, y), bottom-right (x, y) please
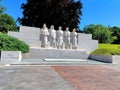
top-left (0, 33), bottom-right (29, 53)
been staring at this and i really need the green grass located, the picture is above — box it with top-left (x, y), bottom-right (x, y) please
top-left (92, 44), bottom-right (120, 55)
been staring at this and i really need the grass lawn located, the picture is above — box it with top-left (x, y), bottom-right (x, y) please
top-left (92, 44), bottom-right (120, 55)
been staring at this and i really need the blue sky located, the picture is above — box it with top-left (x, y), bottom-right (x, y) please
top-left (80, 0), bottom-right (120, 29)
top-left (2, 0), bottom-right (120, 30)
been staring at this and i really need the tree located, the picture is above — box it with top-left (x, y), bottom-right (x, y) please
top-left (0, 0), bottom-right (17, 33)
top-left (0, 14), bottom-right (18, 33)
top-left (0, 0), bottom-right (6, 14)
top-left (110, 26), bottom-right (120, 44)
top-left (83, 24), bottom-right (116, 43)
top-left (19, 0), bottom-right (82, 31)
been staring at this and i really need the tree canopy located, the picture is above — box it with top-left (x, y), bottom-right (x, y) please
top-left (83, 24), bottom-right (117, 43)
top-left (0, 0), bottom-right (6, 14)
top-left (0, 14), bottom-right (18, 33)
top-left (0, 0), bottom-right (17, 33)
top-left (19, 0), bottom-right (82, 31)
top-left (110, 26), bottom-right (120, 44)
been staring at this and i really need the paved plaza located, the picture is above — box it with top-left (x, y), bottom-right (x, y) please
top-left (0, 66), bottom-right (75, 90)
top-left (53, 65), bottom-right (120, 90)
top-left (0, 60), bottom-right (120, 90)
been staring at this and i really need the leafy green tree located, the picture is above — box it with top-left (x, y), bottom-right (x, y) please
top-left (83, 24), bottom-right (116, 43)
top-left (0, 0), bottom-right (6, 14)
top-left (19, 0), bottom-right (82, 31)
top-left (0, 14), bottom-right (18, 33)
top-left (110, 26), bottom-right (120, 44)
top-left (0, 0), bottom-right (17, 33)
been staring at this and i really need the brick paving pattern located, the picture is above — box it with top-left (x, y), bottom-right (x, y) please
top-left (52, 66), bottom-right (120, 90)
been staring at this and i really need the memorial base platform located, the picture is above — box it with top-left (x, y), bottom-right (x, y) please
top-left (23, 47), bottom-right (90, 60)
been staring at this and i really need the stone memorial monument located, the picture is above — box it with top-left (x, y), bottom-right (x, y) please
top-left (8, 24), bottom-right (98, 60)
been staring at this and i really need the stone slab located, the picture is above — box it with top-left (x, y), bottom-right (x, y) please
top-left (89, 54), bottom-right (112, 63)
top-left (19, 25), bottom-right (40, 33)
top-left (23, 48), bottom-right (89, 59)
top-left (89, 54), bottom-right (120, 64)
top-left (112, 55), bottom-right (120, 64)
top-left (8, 26), bottom-right (41, 47)
top-left (44, 59), bottom-right (84, 62)
top-left (78, 33), bottom-right (98, 53)
top-left (77, 33), bottom-right (92, 40)
top-left (1, 51), bottom-right (22, 64)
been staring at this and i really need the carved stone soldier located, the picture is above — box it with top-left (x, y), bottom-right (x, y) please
top-left (56, 26), bottom-right (63, 49)
top-left (64, 27), bottom-right (70, 49)
top-left (40, 24), bottom-right (49, 48)
top-left (71, 28), bottom-right (78, 49)
top-left (49, 25), bottom-right (56, 48)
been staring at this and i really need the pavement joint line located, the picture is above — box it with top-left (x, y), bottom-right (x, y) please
top-left (52, 67), bottom-right (77, 90)
top-left (10, 65), bottom-right (53, 67)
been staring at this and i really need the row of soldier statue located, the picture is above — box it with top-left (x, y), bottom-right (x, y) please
top-left (40, 24), bottom-right (78, 49)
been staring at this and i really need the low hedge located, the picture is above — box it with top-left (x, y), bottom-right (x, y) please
top-left (0, 33), bottom-right (29, 53)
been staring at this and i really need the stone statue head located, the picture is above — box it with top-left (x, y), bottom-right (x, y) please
top-left (66, 27), bottom-right (69, 31)
top-left (58, 26), bottom-right (62, 30)
top-left (50, 25), bottom-right (54, 30)
top-left (43, 23), bottom-right (47, 29)
top-left (73, 28), bottom-right (76, 32)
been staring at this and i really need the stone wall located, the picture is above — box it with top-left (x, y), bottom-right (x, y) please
top-left (8, 26), bottom-right (41, 47)
top-left (89, 54), bottom-right (120, 64)
top-left (23, 48), bottom-right (89, 59)
top-left (78, 33), bottom-right (98, 53)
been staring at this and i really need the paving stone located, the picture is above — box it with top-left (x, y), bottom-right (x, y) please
top-left (53, 66), bottom-right (120, 90)
top-left (0, 66), bottom-right (75, 90)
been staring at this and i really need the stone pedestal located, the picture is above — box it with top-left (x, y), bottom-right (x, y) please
top-left (23, 48), bottom-right (89, 59)
top-left (1, 51), bottom-right (22, 64)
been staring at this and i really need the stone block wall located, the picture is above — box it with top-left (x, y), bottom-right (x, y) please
top-left (23, 48), bottom-right (89, 59)
top-left (8, 26), bottom-right (41, 47)
top-left (78, 33), bottom-right (98, 53)
top-left (89, 54), bottom-right (120, 64)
